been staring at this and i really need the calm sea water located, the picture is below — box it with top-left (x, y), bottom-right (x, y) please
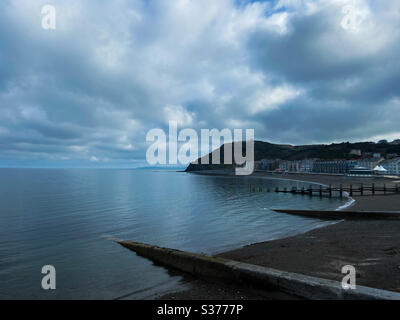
top-left (0, 169), bottom-right (350, 299)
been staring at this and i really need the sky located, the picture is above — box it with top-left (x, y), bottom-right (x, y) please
top-left (0, 0), bottom-right (399, 167)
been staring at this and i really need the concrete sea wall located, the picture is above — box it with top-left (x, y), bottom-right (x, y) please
top-left (118, 240), bottom-right (400, 300)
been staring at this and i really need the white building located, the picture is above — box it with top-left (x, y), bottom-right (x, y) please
top-left (373, 165), bottom-right (387, 175)
top-left (356, 157), bottom-right (382, 170)
top-left (349, 149), bottom-right (362, 156)
top-left (381, 158), bottom-right (400, 176)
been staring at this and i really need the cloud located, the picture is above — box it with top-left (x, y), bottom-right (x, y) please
top-left (163, 105), bottom-right (195, 127)
top-left (0, 0), bottom-right (399, 167)
top-left (249, 85), bottom-right (302, 114)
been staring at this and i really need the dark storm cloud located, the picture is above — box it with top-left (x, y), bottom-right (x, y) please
top-left (246, 0), bottom-right (400, 143)
top-left (249, 10), bottom-right (400, 105)
top-left (0, 0), bottom-right (399, 167)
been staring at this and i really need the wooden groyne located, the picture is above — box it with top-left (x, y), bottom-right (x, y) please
top-left (250, 183), bottom-right (400, 198)
top-left (118, 240), bottom-right (400, 300)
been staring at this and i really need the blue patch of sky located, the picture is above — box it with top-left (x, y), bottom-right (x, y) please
top-left (234, 0), bottom-right (287, 16)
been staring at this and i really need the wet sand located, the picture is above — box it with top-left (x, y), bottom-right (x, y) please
top-left (159, 172), bottom-right (400, 299)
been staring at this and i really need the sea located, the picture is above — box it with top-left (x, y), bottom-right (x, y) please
top-left (0, 169), bottom-right (351, 299)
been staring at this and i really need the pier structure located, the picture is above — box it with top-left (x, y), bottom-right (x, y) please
top-left (250, 183), bottom-right (400, 198)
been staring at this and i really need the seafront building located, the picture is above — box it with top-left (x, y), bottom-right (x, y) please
top-left (278, 159), bottom-right (316, 173)
top-left (348, 167), bottom-right (375, 177)
top-left (259, 159), bottom-right (281, 171)
top-left (300, 159), bottom-right (315, 173)
top-left (256, 155), bottom-right (399, 177)
top-left (380, 158), bottom-right (400, 176)
top-left (355, 156), bottom-right (383, 170)
top-left (312, 160), bottom-right (354, 174)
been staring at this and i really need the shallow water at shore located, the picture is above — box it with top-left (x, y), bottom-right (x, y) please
top-left (0, 169), bottom-right (349, 299)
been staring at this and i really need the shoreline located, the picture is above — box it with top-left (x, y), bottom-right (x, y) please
top-left (187, 170), bottom-right (399, 207)
top-left (217, 191), bottom-right (400, 292)
top-left (159, 171), bottom-right (400, 299)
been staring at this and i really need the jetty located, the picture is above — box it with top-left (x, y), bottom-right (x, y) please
top-left (250, 183), bottom-right (400, 198)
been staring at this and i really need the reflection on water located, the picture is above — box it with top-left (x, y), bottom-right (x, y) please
top-left (0, 169), bottom-right (348, 299)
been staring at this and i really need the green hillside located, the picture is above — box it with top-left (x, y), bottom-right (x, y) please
top-left (186, 140), bottom-right (400, 171)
